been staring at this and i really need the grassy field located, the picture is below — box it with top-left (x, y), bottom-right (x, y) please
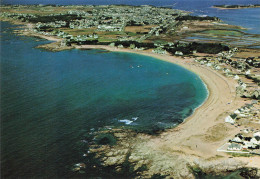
top-left (0, 6), bottom-right (93, 15)
top-left (61, 28), bottom-right (96, 36)
top-left (202, 30), bottom-right (244, 37)
top-left (125, 25), bottom-right (155, 34)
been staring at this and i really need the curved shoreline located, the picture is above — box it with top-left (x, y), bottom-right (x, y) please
top-left (18, 23), bottom-right (230, 138)
top-left (17, 30), bottom-right (260, 169)
top-left (75, 45), bottom-right (236, 125)
top-left (76, 46), bottom-right (260, 172)
top-left (75, 45), bottom-right (257, 163)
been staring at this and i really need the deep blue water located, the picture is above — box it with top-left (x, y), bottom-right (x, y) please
top-left (2, 0), bottom-right (260, 34)
top-left (0, 21), bottom-right (207, 178)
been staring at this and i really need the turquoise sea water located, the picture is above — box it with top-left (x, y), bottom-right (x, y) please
top-left (1, 22), bottom-right (208, 177)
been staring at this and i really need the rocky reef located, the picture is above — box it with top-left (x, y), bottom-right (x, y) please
top-left (72, 128), bottom-right (259, 178)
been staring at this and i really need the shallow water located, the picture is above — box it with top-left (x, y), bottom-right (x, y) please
top-left (0, 21), bottom-right (208, 178)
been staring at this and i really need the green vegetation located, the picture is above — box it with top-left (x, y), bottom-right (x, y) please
top-left (239, 168), bottom-right (258, 178)
top-left (61, 28), bottom-right (96, 35)
top-left (98, 38), bottom-right (115, 42)
top-left (229, 153), bottom-right (253, 157)
top-left (133, 124), bottom-right (166, 135)
top-left (202, 30), bottom-right (244, 37)
top-left (164, 42), bottom-right (229, 55)
top-left (95, 133), bottom-right (117, 145)
top-left (176, 15), bottom-right (220, 21)
top-left (151, 173), bottom-right (169, 179)
top-left (190, 165), bottom-right (242, 179)
top-left (27, 14), bottom-right (82, 23)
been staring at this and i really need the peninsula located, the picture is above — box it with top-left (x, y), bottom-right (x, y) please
top-left (213, 4), bottom-right (260, 9)
top-left (1, 4), bottom-right (260, 178)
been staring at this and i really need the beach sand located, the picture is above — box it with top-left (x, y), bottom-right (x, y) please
top-left (22, 29), bottom-right (260, 169)
top-left (76, 45), bottom-right (260, 168)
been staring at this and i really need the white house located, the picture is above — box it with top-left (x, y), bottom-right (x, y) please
top-left (175, 51), bottom-right (183, 56)
top-left (228, 143), bottom-right (242, 151)
top-left (232, 136), bottom-right (243, 143)
top-left (251, 137), bottom-right (260, 145)
top-left (215, 66), bottom-right (221, 70)
top-left (234, 109), bottom-right (241, 115)
top-left (225, 116), bottom-right (235, 124)
top-left (253, 132), bottom-right (260, 137)
top-left (241, 83), bottom-right (247, 89)
top-left (243, 129), bottom-right (249, 133)
top-left (245, 70), bottom-right (251, 75)
top-left (243, 141), bottom-right (257, 149)
top-left (234, 75), bottom-right (240, 80)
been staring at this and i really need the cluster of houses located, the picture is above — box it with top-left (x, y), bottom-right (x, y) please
top-left (35, 21), bottom-right (67, 30)
top-left (0, 12), bottom-right (36, 22)
top-left (227, 131), bottom-right (260, 154)
top-left (62, 34), bottom-right (99, 45)
top-left (0, 5), bottom-right (188, 44)
top-left (152, 47), bottom-right (167, 54)
top-left (195, 48), bottom-right (260, 101)
top-left (225, 102), bottom-right (260, 125)
top-left (236, 79), bottom-right (260, 100)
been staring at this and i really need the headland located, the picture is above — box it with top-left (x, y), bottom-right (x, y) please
top-left (213, 4), bottom-right (260, 10)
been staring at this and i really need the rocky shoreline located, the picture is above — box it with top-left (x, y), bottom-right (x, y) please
top-left (72, 128), bottom-right (260, 178)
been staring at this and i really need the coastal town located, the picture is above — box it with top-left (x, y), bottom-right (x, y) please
top-left (1, 4), bottom-right (260, 178)
top-left (0, 4), bottom-right (237, 53)
top-left (0, 5), bottom-right (187, 46)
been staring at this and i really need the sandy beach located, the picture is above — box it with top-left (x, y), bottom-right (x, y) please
top-left (75, 45), bottom-right (260, 168)
top-left (21, 31), bottom-right (260, 170)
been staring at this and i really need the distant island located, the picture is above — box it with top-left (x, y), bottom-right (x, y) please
top-left (213, 4), bottom-right (260, 9)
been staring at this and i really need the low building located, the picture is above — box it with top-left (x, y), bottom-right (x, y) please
top-left (225, 115), bottom-right (235, 124)
top-left (231, 136), bottom-right (243, 143)
top-left (251, 137), bottom-right (260, 145)
top-left (152, 48), bottom-right (166, 54)
top-left (243, 141), bottom-right (257, 149)
top-left (175, 51), bottom-right (183, 56)
top-left (252, 90), bottom-right (260, 99)
top-left (254, 132), bottom-right (260, 137)
top-left (228, 143), bottom-right (242, 151)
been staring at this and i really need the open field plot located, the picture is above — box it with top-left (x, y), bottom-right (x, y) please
top-left (0, 5), bottom-right (93, 15)
top-left (125, 25), bottom-right (156, 34)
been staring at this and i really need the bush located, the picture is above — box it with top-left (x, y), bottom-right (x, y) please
top-left (151, 173), bottom-right (169, 179)
top-left (164, 42), bottom-right (229, 55)
top-left (176, 15), bottom-right (219, 21)
top-left (95, 133), bottom-right (117, 145)
top-left (133, 124), bottom-right (165, 135)
top-left (26, 14), bottom-right (83, 23)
